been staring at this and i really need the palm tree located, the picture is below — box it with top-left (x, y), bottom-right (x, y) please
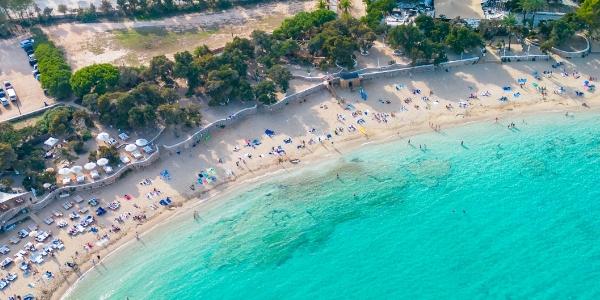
top-left (338, 0), bottom-right (352, 16)
top-left (316, 0), bottom-right (327, 10)
top-left (503, 13), bottom-right (517, 51)
top-left (519, 0), bottom-right (545, 28)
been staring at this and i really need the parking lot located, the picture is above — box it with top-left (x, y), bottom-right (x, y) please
top-left (0, 36), bottom-right (53, 122)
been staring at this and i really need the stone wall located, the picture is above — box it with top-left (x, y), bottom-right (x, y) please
top-left (163, 106), bottom-right (258, 153)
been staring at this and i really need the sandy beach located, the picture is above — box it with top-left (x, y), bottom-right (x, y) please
top-left (0, 56), bottom-right (598, 299)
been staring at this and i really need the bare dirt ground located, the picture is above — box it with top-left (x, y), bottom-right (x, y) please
top-left (435, 0), bottom-right (484, 19)
top-left (42, 0), bottom-right (316, 69)
top-left (0, 36), bottom-right (53, 122)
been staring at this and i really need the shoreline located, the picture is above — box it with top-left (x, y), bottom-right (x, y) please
top-left (54, 97), bottom-right (600, 300)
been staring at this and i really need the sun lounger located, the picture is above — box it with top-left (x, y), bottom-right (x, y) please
top-left (62, 178), bottom-right (71, 185)
top-left (104, 166), bottom-right (113, 173)
top-left (44, 217), bottom-right (54, 225)
top-left (90, 170), bottom-right (100, 179)
top-left (62, 201), bottom-right (73, 210)
top-left (73, 195), bottom-right (84, 203)
top-left (0, 245), bottom-right (9, 255)
top-left (9, 237), bottom-right (19, 245)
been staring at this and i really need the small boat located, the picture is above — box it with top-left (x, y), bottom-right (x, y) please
top-left (290, 159), bottom-right (300, 164)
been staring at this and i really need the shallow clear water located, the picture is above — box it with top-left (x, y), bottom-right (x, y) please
top-left (67, 113), bottom-right (600, 300)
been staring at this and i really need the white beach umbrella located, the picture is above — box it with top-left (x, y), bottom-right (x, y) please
top-left (96, 158), bottom-right (109, 166)
top-left (125, 144), bottom-right (137, 152)
top-left (28, 230), bottom-right (38, 237)
top-left (58, 168), bottom-right (72, 176)
top-left (42, 183), bottom-right (52, 189)
top-left (96, 132), bottom-right (110, 142)
top-left (70, 166), bottom-right (83, 174)
top-left (45, 167), bottom-right (55, 173)
top-left (84, 162), bottom-right (97, 171)
top-left (135, 138), bottom-right (149, 147)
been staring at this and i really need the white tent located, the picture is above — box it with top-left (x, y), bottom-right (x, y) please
top-left (42, 183), bottom-right (52, 189)
top-left (97, 158), bottom-right (109, 166)
top-left (125, 144), bottom-right (137, 152)
top-left (70, 166), bottom-right (83, 174)
top-left (58, 168), bottom-right (72, 176)
top-left (44, 137), bottom-right (59, 149)
top-left (96, 132), bottom-right (110, 142)
top-left (84, 162), bottom-right (97, 171)
top-left (135, 139), bottom-right (149, 147)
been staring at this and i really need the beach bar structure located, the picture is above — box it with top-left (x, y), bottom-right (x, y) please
top-left (0, 191), bottom-right (33, 232)
top-left (339, 72), bottom-right (362, 89)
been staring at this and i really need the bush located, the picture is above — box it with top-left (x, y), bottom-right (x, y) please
top-left (32, 28), bottom-right (72, 99)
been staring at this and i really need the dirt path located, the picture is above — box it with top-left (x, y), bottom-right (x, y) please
top-left (42, 0), bottom-right (315, 69)
top-left (349, 0), bottom-right (366, 18)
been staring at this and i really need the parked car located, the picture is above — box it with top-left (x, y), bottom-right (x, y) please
top-left (0, 97), bottom-right (8, 106)
top-left (19, 38), bottom-right (34, 49)
top-left (6, 88), bottom-right (16, 101)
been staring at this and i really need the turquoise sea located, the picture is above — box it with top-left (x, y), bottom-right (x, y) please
top-left (66, 112), bottom-right (600, 300)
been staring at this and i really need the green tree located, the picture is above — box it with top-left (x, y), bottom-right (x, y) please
top-left (519, 0), bottom-right (545, 28)
top-left (174, 50), bottom-right (201, 94)
top-left (97, 146), bottom-right (120, 164)
top-left (267, 65), bottom-right (292, 92)
top-left (254, 80), bottom-right (277, 105)
top-left (577, 0), bottom-right (600, 38)
top-left (148, 55), bottom-right (175, 84)
top-left (338, 0), bottom-right (352, 15)
top-left (316, 0), bottom-right (327, 10)
top-left (502, 13), bottom-right (517, 51)
top-left (34, 40), bottom-right (73, 100)
top-left (445, 25), bottom-right (484, 54)
top-left (70, 63), bottom-right (120, 98)
top-left (0, 143), bottom-right (16, 170)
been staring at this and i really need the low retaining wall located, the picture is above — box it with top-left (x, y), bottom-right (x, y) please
top-left (361, 57), bottom-right (480, 81)
top-left (501, 54), bottom-right (550, 62)
top-left (266, 83), bottom-right (327, 111)
top-left (31, 146), bottom-right (160, 212)
top-left (163, 106), bottom-right (258, 153)
top-left (5, 103), bottom-right (64, 123)
top-left (524, 34), bottom-right (590, 59)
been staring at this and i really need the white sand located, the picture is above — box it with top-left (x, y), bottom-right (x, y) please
top-left (0, 57), bottom-right (599, 299)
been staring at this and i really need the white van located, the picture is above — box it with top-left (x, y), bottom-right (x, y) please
top-left (6, 89), bottom-right (16, 101)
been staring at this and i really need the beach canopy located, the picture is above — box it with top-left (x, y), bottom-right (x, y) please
top-left (125, 144), bottom-right (137, 152)
top-left (34, 243), bottom-right (44, 250)
top-left (264, 129), bottom-right (275, 137)
top-left (84, 162), bottom-right (97, 171)
top-left (70, 166), bottom-right (83, 174)
top-left (97, 158), bottom-right (109, 166)
top-left (96, 132), bottom-right (110, 142)
top-left (135, 139), bottom-right (149, 147)
top-left (42, 183), bottom-right (51, 189)
top-left (44, 137), bottom-right (59, 148)
top-left (28, 230), bottom-right (38, 237)
top-left (58, 168), bottom-right (72, 176)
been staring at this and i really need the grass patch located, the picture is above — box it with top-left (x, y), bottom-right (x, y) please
top-left (111, 27), bottom-right (217, 51)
